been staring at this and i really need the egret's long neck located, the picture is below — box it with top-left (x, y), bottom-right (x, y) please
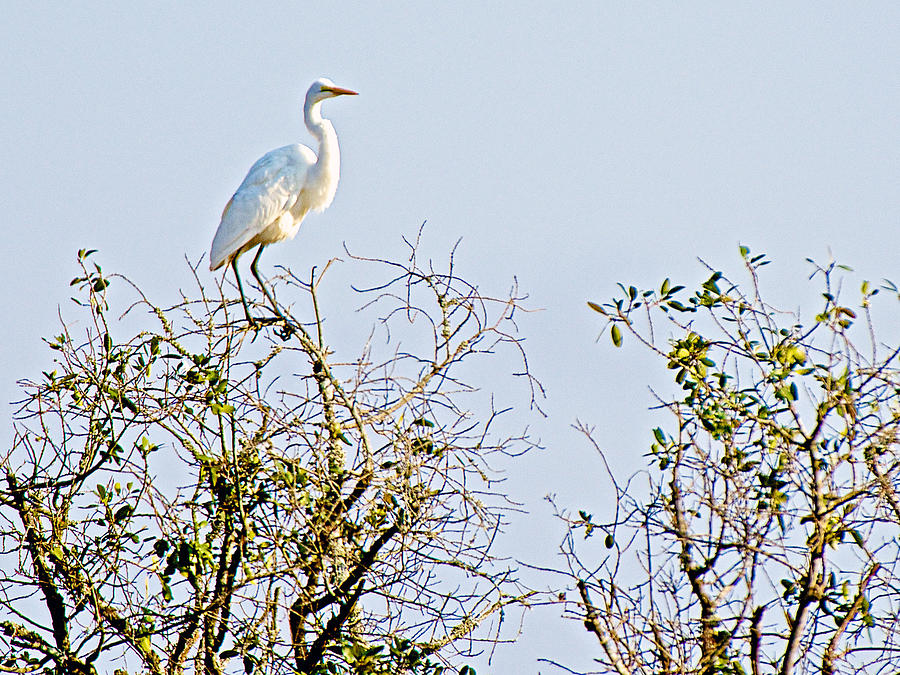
top-left (304, 99), bottom-right (341, 210)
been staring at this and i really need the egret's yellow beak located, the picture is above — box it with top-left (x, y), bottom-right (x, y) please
top-left (324, 86), bottom-right (358, 97)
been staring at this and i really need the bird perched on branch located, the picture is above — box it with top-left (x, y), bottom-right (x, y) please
top-left (209, 77), bottom-right (357, 325)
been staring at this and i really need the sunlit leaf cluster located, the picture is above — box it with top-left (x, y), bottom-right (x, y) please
top-left (569, 248), bottom-right (900, 675)
top-left (0, 241), bottom-right (535, 675)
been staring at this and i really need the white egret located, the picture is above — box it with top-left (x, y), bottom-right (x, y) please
top-left (209, 77), bottom-right (357, 325)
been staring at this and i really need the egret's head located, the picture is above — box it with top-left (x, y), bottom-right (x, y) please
top-left (306, 78), bottom-right (358, 106)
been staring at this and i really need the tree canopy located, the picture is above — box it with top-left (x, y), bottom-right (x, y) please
top-left (4, 241), bottom-right (900, 675)
top-left (1, 240), bottom-right (537, 675)
top-left (566, 250), bottom-right (900, 675)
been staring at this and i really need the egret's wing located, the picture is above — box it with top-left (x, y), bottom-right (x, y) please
top-left (209, 144), bottom-right (315, 270)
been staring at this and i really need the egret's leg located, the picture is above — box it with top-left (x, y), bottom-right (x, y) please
top-left (250, 246), bottom-right (290, 324)
top-left (231, 257), bottom-right (257, 326)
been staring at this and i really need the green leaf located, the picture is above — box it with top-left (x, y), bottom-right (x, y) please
top-left (153, 539), bottom-right (170, 557)
top-left (209, 402), bottom-right (235, 415)
top-left (587, 301), bottom-right (605, 314)
top-left (610, 324), bottom-right (623, 347)
top-left (411, 438), bottom-right (434, 454)
top-left (114, 505), bottom-right (132, 523)
top-left (120, 396), bottom-right (138, 414)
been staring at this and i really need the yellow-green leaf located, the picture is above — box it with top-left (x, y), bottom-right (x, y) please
top-left (611, 324), bottom-right (623, 347)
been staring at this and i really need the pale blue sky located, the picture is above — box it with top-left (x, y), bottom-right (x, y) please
top-left (2, 3), bottom-right (899, 671)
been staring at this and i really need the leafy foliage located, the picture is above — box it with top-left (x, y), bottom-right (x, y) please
top-left (568, 249), bottom-right (900, 675)
top-left (0, 241), bottom-right (537, 675)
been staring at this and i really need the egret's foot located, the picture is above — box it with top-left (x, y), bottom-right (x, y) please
top-left (239, 314), bottom-right (279, 331)
top-left (239, 313), bottom-right (294, 340)
top-left (250, 316), bottom-right (282, 327)
top-left (275, 321), bottom-right (296, 340)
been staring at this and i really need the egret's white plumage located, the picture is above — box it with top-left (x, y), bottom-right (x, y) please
top-left (209, 77), bottom-right (357, 323)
